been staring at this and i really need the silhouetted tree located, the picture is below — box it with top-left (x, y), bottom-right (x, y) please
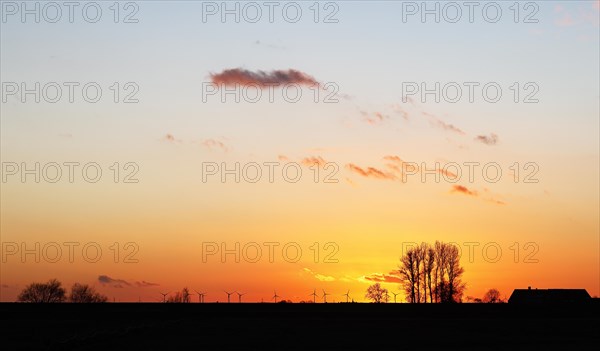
top-left (414, 244), bottom-right (424, 302)
top-left (433, 241), bottom-right (448, 303)
top-left (482, 289), bottom-right (502, 303)
top-left (167, 287), bottom-right (191, 303)
top-left (17, 279), bottom-right (66, 303)
top-left (182, 287), bottom-right (191, 303)
top-left (422, 244), bottom-right (436, 303)
top-left (399, 241), bottom-right (465, 303)
top-left (365, 283), bottom-right (388, 303)
top-left (443, 243), bottom-right (465, 302)
top-left (399, 248), bottom-right (418, 303)
top-left (69, 283), bottom-right (108, 303)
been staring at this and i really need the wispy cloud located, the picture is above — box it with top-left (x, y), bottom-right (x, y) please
top-left (423, 112), bottom-right (466, 135)
top-left (135, 280), bottom-right (160, 288)
top-left (438, 168), bottom-right (458, 179)
top-left (383, 155), bottom-right (456, 179)
top-left (202, 139), bottom-right (229, 152)
top-left (162, 133), bottom-right (183, 143)
top-left (474, 133), bottom-right (499, 145)
top-left (383, 155), bottom-right (404, 163)
top-left (346, 164), bottom-right (397, 180)
top-left (210, 68), bottom-right (319, 87)
top-left (451, 185), bottom-right (478, 196)
top-left (360, 111), bottom-right (389, 125)
top-left (98, 275), bottom-right (159, 288)
top-left (390, 104), bottom-right (409, 120)
top-left (363, 271), bottom-right (402, 283)
top-left (431, 119), bottom-right (466, 135)
top-left (303, 268), bottom-right (335, 282)
top-left (450, 185), bottom-right (506, 205)
top-left (98, 275), bottom-right (130, 288)
top-left (383, 155), bottom-right (418, 174)
top-left (482, 188), bottom-right (506, 205)
top-left (301, 156), bottom-right (327, 168)
top-left (554, 2), bottom-right (599, 27)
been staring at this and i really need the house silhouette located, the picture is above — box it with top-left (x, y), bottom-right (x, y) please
top-left (508, 287), bottom-right (592, 303)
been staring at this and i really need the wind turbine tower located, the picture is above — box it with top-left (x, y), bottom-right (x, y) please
top-left (343, 290), bottom-right (351, 303)
top-left (236, 292), bottom-right (246, 303)
top-left (159, 292), bottom-right (169, 303)
top-left (310, 289), bottom-right (318, 303)
top-left (322, 290), bottom-right (330, 303)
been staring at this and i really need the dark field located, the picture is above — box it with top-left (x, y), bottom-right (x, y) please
top-left (1, 302), bottom-right (599, 350)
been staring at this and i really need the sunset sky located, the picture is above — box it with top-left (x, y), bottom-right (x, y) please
top-left (1, 1), bottom-right (599, 302)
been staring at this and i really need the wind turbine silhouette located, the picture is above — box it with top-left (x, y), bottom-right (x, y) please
top-left (272, 290), bottom-right (280, 303)
top-left (159, 292), bottom-right (169, 303)
top-left (194, 290), bottom-right (205, 303)
top-left (310, 289), bottom-right (319, 303)
top-left (224, 291), bottom-right (235, 303)
top-left (343, 290), bottom-right (351, 303)
top-left (236, 292), bottom-right (246, 303)
top-left (391, 291), bottom-right (400, 303)
top-left (322, 289), bottom-right (330, 303)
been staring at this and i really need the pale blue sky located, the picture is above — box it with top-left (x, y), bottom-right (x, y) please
top-left (1, 1), bottom-right (598, 168)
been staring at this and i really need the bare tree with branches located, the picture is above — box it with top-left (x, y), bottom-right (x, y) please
top-left (482, 289), bottom-right (503, 303)
top-left (17, 279), bottom-right (66, 303)
top-left (425, 246), bottom-right (436, 303)
top-left (398, 248), bottom-right (418, 303)
top-left (398, 241), bottom-right (466, 303)
top-left (365, 283), bottom-right (388, 303)
top-left (167, 287), bottom-right (192, 303)
top-left (69, 283), bottom-right (108, 303)
top-left (444, 244), bottom-right (465, 303)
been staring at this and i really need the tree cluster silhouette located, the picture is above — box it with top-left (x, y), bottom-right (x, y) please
top-left (17, 279), bottom-right (108, 303)
top-left (166, 288), bottom-right (191, 303)
top-left (482, 288), bottom-right (504, 303)
top-left (398, 241), bottom-right (466, 303)
top-left (365, 283), bottom-right (389, 303)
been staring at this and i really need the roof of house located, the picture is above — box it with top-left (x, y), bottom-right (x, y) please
top-left (508, 288), bottom-right (592, 303)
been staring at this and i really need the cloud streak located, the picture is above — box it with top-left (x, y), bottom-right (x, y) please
top-left (361, 111), bottom-right (388, 125)
top-left (303, 268), bottom-right (335, 282)
top-left (202, 139), bottom-right (228, 152)
top-left (474, 133), bottom-right (499, 145)
top-left (162, 134), bottom-right (183, 143)
top-left (363, 272), bottom-right (402, 283)
top-left (346, 164), bottom-right (397, 180)
top-left (432, 119), bottom-right (466, 135)
top-left (451, 185), bottom-right (478, 196)
top-left (210, 68), bottom-right (319, 87)
top-left (135, 280), bottom-right (160, 288)
top-left (98, 275), bottom-right (130, 288)
top-left (98, 275), bottom-right (159, 288)
top-left (301, 156), bottom-right (327, 168)
top-left (383, 155), bottom-right (456, 179)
